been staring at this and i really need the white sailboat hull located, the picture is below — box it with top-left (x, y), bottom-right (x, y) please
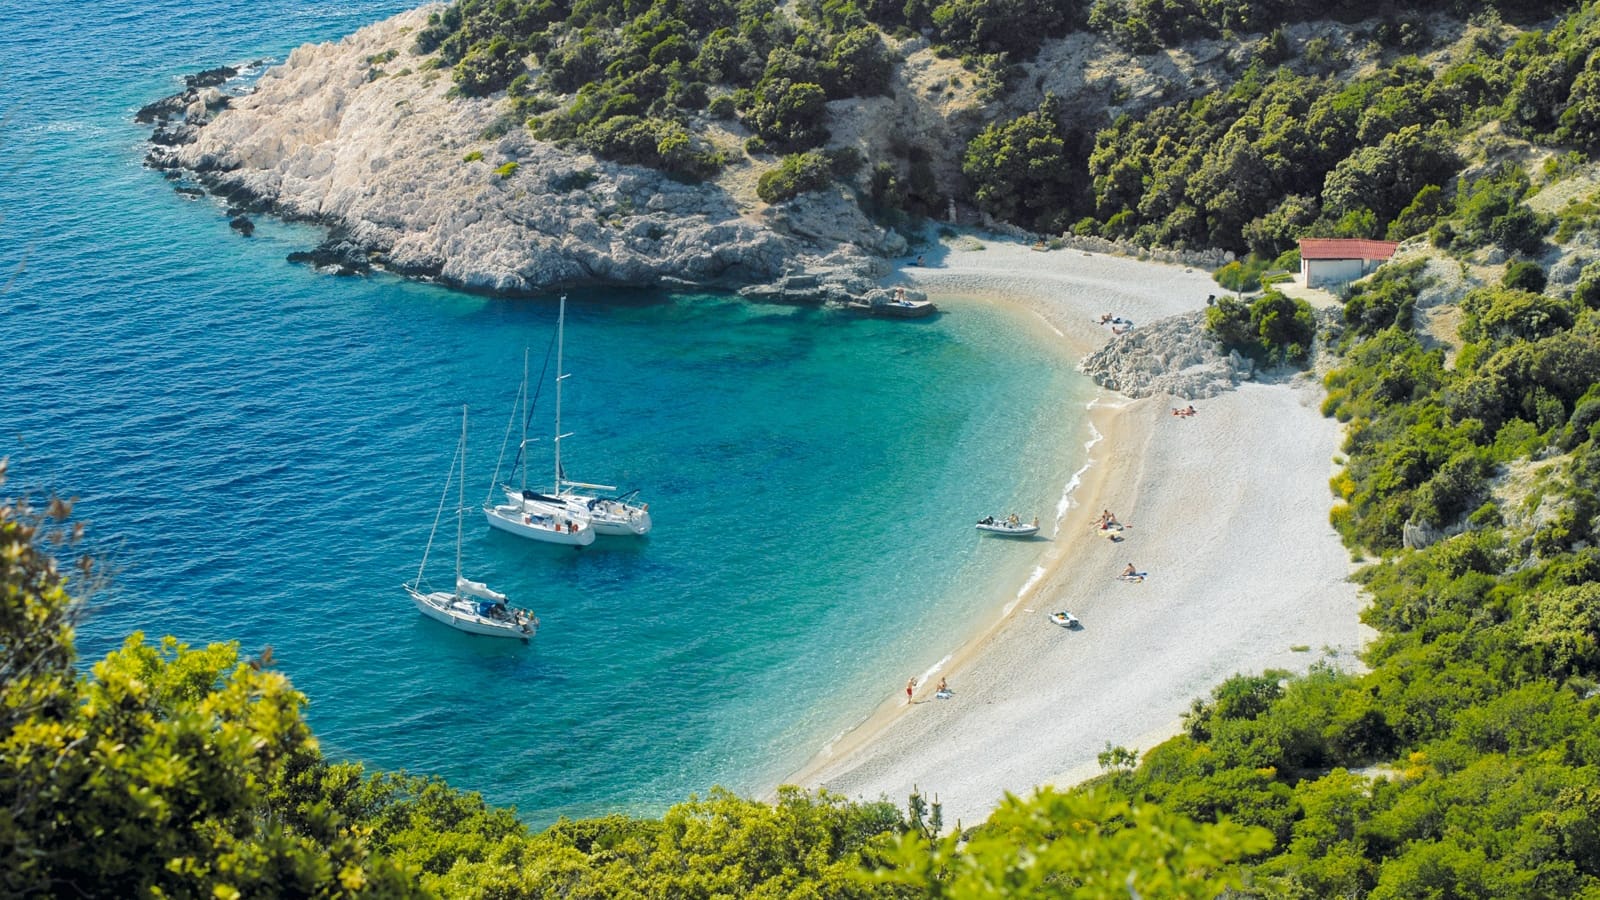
top-left (484, 502), bottom-right (596, 546)
top-left (406, 586), bottom-right (536, 639)
top-left (502, 485), bottom-right (650, 536)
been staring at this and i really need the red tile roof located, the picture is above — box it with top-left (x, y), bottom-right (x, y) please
top-left (1298, 238), bottom-right (1400, 260)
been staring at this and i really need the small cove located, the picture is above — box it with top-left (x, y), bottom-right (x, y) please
top-left (1, 0), bottom-right (1095, 823)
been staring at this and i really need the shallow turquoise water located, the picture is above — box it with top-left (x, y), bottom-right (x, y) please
top-left (1, 0), bottom-right (1094, 822)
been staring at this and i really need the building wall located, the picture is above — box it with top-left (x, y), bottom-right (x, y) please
top-left (1303, 257), bottom-right (1367, 288)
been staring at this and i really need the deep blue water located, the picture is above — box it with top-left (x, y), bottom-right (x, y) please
top-left (1, 1), bottom-right (1092, 822)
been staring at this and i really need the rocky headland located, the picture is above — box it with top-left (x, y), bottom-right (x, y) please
top-left (140, 5), bottom-right (915, 302)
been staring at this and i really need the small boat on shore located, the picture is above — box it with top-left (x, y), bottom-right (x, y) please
top-left (848, 286), bottom-right (936, 318)
top-left (977, 514), bottom-right (1039, 536)
top-left (879, 296), bottom-right (936, 318)
top-left (1048, 610), bottom-right (1080, 629)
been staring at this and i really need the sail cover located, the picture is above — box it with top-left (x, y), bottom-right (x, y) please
top-left (457, 576), bottom-right (509, 604)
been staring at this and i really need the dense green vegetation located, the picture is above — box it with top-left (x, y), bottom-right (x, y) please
top-left (410, 0), bottom-right (1597, 249)
top-left (414, 0), bottom-right (893, 178)
top-left (1085, 252), bottom-right (1600, 895)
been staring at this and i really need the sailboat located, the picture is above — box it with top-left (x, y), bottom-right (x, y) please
top-left (406, 406), bottom-right (539, 640)
top-left (484, 343), bottom-right (596, 546)
top-left (500, 295), bottom-right (653, 537)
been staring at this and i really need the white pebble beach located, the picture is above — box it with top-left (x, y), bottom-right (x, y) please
top-left (781, 235), bottom-right (1373, 827)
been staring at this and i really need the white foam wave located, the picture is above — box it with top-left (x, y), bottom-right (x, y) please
top-left (919, 653), bottom-right (953, 686)
top-left (1053, 418), bottom-right (1103, 524)
top-left (1003, 565), bottom-right (1049, 616)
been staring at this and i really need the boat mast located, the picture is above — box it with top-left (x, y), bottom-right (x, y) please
top-left (455, 403), bottom-right (466, 598)
top-left (518, 348), bottom-right (529, 496)
top-left (554, 294), bottom-right (572, 495)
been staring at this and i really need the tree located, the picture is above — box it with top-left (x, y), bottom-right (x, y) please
top-left (423, 786), bottom-right (904, 897)
top-left (0, 467), bottom-right (416, 898)
top-left (1320, 124), bottom-right (1459, 232)
top-left (877, 787), bottom-right (1271, 897)
top-left (1205, 289), bottom-right (1316, 366)
top-left (823, 27), bottom-right (892, 98)
top-left (963, 94), bottom-right (1085, 232)
top-left (742, 78), bottom-right (830, 151)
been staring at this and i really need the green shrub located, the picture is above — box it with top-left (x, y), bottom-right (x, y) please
top-left (453, 36), bottom-right (523, 97)
top-left (1459, 287), bottom-right (1574, 346)
top-left (1215, 256), bottom-right (1275, 293)
top-left (550, 169), bottom-right (598, 192)
top-left (1206, 289), bottom-right (1317, 367)
top-left (757, 151), bottom-right (833, 203)
top-left (740, 79), bottom-right (830, 152)
top-left (707, 94), bottom-right (737, 119)
top-left (1502, 261), bottom-right (1548, 293)
top-left (1343, 259), bottom-right (1429, 340)
top-left (493, 161), bottom-right (520, 178)
top-left (462, 150), bottom-right (484, 163)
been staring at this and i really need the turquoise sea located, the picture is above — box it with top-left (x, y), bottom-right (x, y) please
top-left (1, 1), bottom-right (1094, 822)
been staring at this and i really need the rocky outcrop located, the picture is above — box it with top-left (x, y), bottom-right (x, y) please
top-left (1078, 310), bottom-right (1254, 399)
top-left (139, 6), bottom-right (897, 300)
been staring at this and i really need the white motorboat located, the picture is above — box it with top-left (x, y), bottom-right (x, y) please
top-left (407, 407), bottom-right (540, 640)
top-left (484, 342), bottom-right (596, 546)
top-left (1048, 610), bottom-right (1081, 629)
top-left (496, 295), bottom-right (651, 537)
top-left (976, 514), bottom-right (1039, 536)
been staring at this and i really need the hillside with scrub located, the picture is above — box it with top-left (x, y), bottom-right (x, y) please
top-left (19, 0), bottom-right (1600, 894)
top-left (412, 0), bottom-right (1598, 259)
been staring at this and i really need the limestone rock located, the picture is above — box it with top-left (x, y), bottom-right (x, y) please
top-left (1078, 310), bottom-right (1254, 399)
top-left (139, 6), bottom-right (895, 300)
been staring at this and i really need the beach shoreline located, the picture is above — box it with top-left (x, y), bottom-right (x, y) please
top-left (778, 236), bottom-right (1369, 826)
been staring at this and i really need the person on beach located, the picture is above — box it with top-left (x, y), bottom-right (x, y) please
top-left (906, 677), bottom-right (916, 703)
top-left (937, 676), bottom-right (948, 693)
top-left (1122, 563), bottom-right (1138, 578)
